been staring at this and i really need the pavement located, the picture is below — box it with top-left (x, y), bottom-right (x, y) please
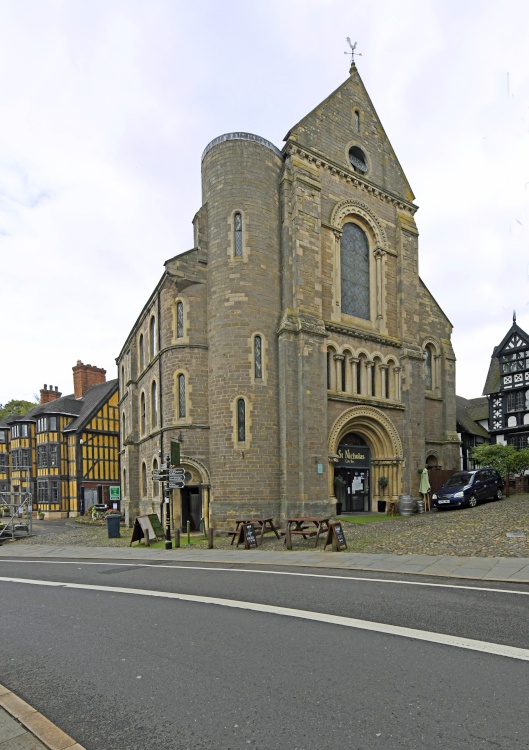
top-left (1, 542), bottom-right (529, 749)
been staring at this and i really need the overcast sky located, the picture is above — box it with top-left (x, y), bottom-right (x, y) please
top-left (1, 0), bottom-right (529, 406)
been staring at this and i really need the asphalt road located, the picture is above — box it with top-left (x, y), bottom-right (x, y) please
top-left (1, 558), bottom-right (528, 750)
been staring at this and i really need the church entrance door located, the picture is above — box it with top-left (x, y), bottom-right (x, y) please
top-left (180, 486), bottom-right (202, 532)
top-left (335, 435), bottom-right (371, 513)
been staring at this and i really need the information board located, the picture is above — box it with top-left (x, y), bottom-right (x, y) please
top-left (129, 514), bottom-right (165, 545)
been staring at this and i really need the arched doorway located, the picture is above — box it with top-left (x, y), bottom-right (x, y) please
top-left (334, 433), bottom-right (371, 513)
top-left (328, 406), bottom-right (403, 512)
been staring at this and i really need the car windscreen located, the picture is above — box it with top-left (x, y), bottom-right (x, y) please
top-left (444, 473), bottom-right (473, 487)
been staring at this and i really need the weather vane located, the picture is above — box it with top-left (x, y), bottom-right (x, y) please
top-left (345, 38), bottom-right (362, 65)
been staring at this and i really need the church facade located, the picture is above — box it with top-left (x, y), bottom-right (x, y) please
top-left (117, 64), bottom-right (459, 529)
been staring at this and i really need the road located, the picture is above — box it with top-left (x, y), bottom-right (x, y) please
top-left (1, 557), bottom-right (528, 749)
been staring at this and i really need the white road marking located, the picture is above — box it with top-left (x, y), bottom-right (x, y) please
top-left (1, 575), bottom-right (528, 662)
top-left (1, 558), bottom-right (528, 596)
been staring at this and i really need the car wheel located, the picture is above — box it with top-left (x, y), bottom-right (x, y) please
top-left (468, 495), bottom-right (477, 508)
top-left (495, 488), bottom-right (503, 500)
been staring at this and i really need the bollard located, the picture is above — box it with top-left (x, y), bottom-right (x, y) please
top-left (286, 526), bottom-right (292, 551)
top-left (144, 529), bottom-right (150, 547)
top-left (174, 529), bottom-right (180, 548)
top-left (201, 517), bottom-right (207, 539)
top-left (208, 527), bottom-right (214, 549)
top-left (187, 520), bottom-right (191, 545)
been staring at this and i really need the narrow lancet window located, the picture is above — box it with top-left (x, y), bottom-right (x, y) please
top-left (176, 301), bottom-right (184, 338)
top-left (178, 374), bottom-right (186, 418)
top-left (234, 212), bottom-right (243, 257)
top-left (237, 398), bottom-right (246, 442)
top-left (254, 336), bottom-right (262, 379)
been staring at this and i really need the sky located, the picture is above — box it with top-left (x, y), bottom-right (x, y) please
top-left (1, 0), bottom-right (529, 406)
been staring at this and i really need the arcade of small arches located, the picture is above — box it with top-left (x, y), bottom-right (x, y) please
top-left (327, 344), bottom-right (401, 401)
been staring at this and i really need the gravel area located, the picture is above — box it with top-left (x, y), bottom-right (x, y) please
top-left (8, 494), bottom-right (529, 557)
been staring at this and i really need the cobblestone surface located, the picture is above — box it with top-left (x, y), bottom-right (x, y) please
top-left (10, 494), bottom-right (529, 557)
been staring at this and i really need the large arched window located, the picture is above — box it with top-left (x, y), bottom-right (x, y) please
top-left (234, 212), bottom-right (243, 257)
top-left (237, 398), bottom-right (246, 442)
top-left (151, 381), bottom-right (158, 427)
top-left (177, 374), bottom-right (186, 419)
top-left (150, 316), bottom-right (157, 359)
top-left (341, 223), bottom-right (370, 320)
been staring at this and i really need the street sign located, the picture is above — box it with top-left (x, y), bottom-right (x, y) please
top-left (168, 480), bottom-right (185, 489)
top-left (109, 486), bottom-right (120, 501)
top-left (169, 468), bottom-right (185, 479)
top-left (152, 470), bottom-right (169, 480)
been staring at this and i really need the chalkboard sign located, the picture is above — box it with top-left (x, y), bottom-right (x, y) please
top-left (236, 522), bottom-right (258, 549)
top-left (324, 521), bottom-right (348, 551)
top-left (129, 514), bottom-right (164, 546)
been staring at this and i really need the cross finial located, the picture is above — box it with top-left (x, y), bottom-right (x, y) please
top-left (344, 38), bottom-right (362, 66)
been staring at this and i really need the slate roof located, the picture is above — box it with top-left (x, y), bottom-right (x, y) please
top-left (1, 380), bottom-right (118, 433)
top-left (482, 352), bottom-right (501, 396)
top-left (456, 395), bottom-right (490, 439)
top-left (63, 379), bottom-right (118, 433)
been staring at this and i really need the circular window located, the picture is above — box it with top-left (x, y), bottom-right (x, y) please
top-left (348, 146), bottom-right (368, 174)
top-left (184, 471), bottom-right (193, 483)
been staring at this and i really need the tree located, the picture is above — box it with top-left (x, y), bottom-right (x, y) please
top-left (0, 399), bottom-right (37, 421)
top-left (506, 447), bottom-right (529, 477)
top-left (470, 443), bottom-right (516, 477)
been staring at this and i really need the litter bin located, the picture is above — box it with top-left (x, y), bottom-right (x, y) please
top-left (106, 514), bottom-right (121, 538)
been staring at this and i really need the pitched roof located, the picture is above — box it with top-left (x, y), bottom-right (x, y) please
top-left (456, 395), bottom-right (490, 439)
top-left (63, 379), bottom-right (118, 433)
top-left (482, 351), bottom-right (501, 395)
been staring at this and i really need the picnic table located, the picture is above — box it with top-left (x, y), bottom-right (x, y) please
top-left (285, 517), bottom-right (331, 549)
top-left (229, 517), bottom-right (281, 547)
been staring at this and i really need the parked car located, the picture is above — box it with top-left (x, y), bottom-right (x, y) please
top-left (432, 468), bottom-right (504, 510)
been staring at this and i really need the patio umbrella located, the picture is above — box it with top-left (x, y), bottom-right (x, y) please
top-left (419, 468), bottom-right (431, 511)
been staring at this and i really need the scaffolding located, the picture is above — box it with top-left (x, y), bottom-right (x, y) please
top-left (0, 469), bottom-right (33, 541)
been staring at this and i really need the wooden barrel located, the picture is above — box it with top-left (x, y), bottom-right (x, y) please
top-left (397, 494), bottom-right (414, 516)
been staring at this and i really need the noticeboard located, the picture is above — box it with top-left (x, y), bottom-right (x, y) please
top-left (324, 522), bottom-right (348, 551)
top-left (236, 522), bottom-right (258, 549)
top-left (109, 486), bottom-right (120, 501)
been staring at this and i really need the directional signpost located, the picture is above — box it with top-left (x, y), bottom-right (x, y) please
top-left (168, 468), bottom-right (185, 489)
top-left (150, 452), bottom-right (187, 549)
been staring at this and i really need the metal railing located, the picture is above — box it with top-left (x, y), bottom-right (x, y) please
top-left (0, 492), bottom-right (33, 541)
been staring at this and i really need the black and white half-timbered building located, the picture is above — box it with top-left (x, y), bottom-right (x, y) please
top-left (483, 316), bottom-right (529, 449)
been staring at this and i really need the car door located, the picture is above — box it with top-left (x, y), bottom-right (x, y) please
top-left (472, 470), bottom-right (487, 501)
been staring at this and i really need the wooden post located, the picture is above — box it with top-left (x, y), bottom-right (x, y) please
top-left (144, 529), bottom-right (150, 547)
top-left (208, 527), bottom-right (214, 549)
top-left (174, 529), bottom-right (180, 548)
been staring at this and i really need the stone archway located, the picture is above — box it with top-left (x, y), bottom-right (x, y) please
top-left (172, 455), bottom-right (212, 531)
top-left (328, 406), bottom-right (403, 510)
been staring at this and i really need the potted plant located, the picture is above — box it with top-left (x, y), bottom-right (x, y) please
top-left (378, 476), bottom-right (389, 493)
top-left (38, 511), bottom-right (45, 520)
top-left (333, 475), bottom-right (346, 515)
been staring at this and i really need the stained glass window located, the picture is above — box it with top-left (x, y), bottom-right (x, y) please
top-left (234, 212), bottom-right (243, 257)
top-left (341, 223), bottom-right (370, 319)
top-left (254, 336), bottom-right (262, 379)
top-left (424, 347), bottom-right (432, 390)
top-left (177, 301), bottom-right (184, 338)
top-left (237, 399), bottom-right (246, 442)
top-left (178, 374), bottom-right (186, 418)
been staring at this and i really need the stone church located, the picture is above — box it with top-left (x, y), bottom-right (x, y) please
top-left (117, 63), bottom-right (459, 529)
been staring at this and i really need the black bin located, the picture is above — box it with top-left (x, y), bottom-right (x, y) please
top-left (106, 514), bottom-right (121, 538)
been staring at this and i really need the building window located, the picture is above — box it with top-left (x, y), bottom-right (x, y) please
top-left (424, 346), bottom-right (433, 390)
top-left (507, 392), bottom-right (525, 412)
top-left (122, 412), bottom-right (126, 443)
top-left (20, 424), bottom-right (28, 437)
top-left (151, 381), bottom-right (158, 427)
top-left (508, 433), bottom-right (529, 449)
top-left (0, 430), bottom-right (5, 443)
top-left (139, 334), bottom-right (145, 372)
top-left (152, 458), bottom-right (159, 497)
top-left (50, 416), bottom-right (57, 431)
top-left (0, 454), bottom-right (7, 471)
top-left (37, 480), bottom-right (49, 503)
top-left (254, 335), bottom-right (262, 379)
top-left (20, 449), bottom-right (30, 468)
top-left (141, 462), bottom-right (147, 497)
top-left (140, 392), bottom-right (146, 434)
top-left (123, 469), bottom-right (127, 495)
top-left (37, 418), bottom-right (46, 433)
top-left (176, 301), bottom-right (184, 338)
top-left (237, 398), bottom-right (246, 442)
top-left (354, 109), bottom-right (360, 132)
top-left (234, 212), bottom-right (243, 257)
top-left (150, 316), bottom-right (157, 359)
top-left (12, 451), bottom-right (19, 469)
top-left (178, 374), bottom-right (186, 418)
top-left (341, 223), bottom-right (370, 320)
top-left (49, 444), bottom-right (58, 468)
top-left (50, 480), bottom-right (59, 503)
top-left (37, 446), bottom-right (47, 468)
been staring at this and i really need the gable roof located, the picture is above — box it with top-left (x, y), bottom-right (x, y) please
top-left (63, 379), bottom-right (118, 433)
top-left (456, 395), bottom-right (490, 439)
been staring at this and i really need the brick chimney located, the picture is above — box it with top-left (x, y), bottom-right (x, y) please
top-left (72, 361), bottom-right (107, 399)
top-left (40, 384), bottom-right (62, 404)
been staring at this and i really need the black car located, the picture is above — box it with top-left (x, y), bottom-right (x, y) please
top-left (432, 468), bottom-right (504, 510)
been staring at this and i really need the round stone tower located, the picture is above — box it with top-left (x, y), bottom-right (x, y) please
top-left (201, 133), bottom-right (283, 524)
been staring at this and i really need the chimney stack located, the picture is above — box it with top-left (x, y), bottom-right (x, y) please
top-left (40, 384), bottom-right (62, 404)
top-left (72, 361), bottom-right (106, 399)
